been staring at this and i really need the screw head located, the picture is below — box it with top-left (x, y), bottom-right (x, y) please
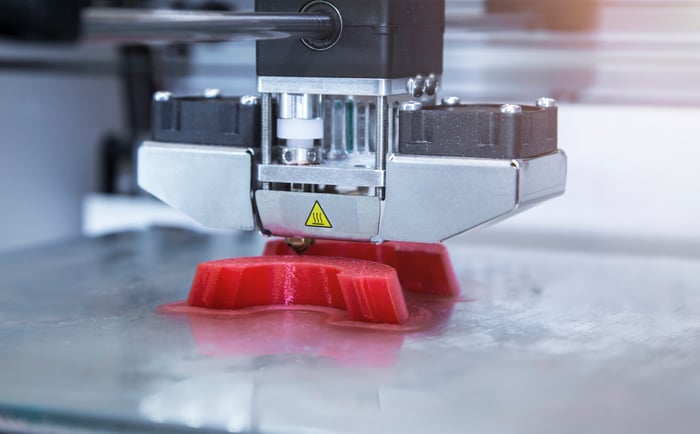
top-left (407, 75), bottom-right (426, 98)
top-left (500, 104), bottom-right (522, 114)
top-left (424, 73), bottom-right (438, 96)
top-left (153, 91), bottom-right (171, 102)
top-left (400, 101), bottom-right (423, 112)
top-left (240, 95), bottom-right (259, 106)
top-left (442, 96), bottom-right (461, 106)
top-left (203, 88), bottom-right (222, 99)
top-left (536, 97), bottom-right (557, 109)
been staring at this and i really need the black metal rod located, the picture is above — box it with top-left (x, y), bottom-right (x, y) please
top-left (83, 8), bottom-right (335, 43)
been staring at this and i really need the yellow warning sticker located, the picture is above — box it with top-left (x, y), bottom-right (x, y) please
top-left (305, 201), bottom-right (333, 228)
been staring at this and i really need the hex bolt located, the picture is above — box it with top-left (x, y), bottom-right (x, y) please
top-left (204, 88), bottom-right (222, 99)
top-left (500, 104), bottom-right (522, 114)
top-left (240, 95), bottom-right (259, 106)
top-left (442, 96), bottom-right (461, 106)
top-left (153, 91), bottom-right (171, 102)
top-left (536, 97), bottom-right (557, 109)
top-left (400, 101), bottom-right (423, 112)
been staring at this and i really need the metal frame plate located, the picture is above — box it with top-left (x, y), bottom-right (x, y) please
top-left (257, 164), bottom-right (384, 187)
top-left (255, 190), bottom-right (380, 240)
top-left (258, 76), bottom-right (414, 96)
top-left (380, 154), bottom-right (519, 242)
top-left (138, 141), bottom-right (255, 230)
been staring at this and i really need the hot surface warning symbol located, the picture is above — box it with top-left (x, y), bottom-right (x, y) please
top-left (305, 201), bottom-right (333, 228)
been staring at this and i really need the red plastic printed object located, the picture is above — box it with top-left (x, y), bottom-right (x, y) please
top-left (264, 240), bottom-right (460, 297)
top-left (188, 256), bottom-right (409, 324)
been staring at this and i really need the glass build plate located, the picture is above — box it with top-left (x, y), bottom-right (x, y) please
top-left (1, 228), bottom-right (699, 434)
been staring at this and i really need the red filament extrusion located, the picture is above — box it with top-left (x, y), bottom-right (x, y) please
top-left (263, 239), bottom-right (460, 296)
top-left (188, 255), bottom-right (409, 324)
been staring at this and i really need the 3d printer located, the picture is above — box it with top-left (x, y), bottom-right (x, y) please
top-left (136, 0), bottom-right (567, 253)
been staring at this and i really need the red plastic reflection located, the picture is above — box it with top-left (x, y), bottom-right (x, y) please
top-left (263, 240), bottom-right (460, 297)
top-left (188, 256), bottom-right (409, 324)
top-left (161, 295), bottom-right (456, 367)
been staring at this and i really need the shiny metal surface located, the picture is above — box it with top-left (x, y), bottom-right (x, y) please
top-left (258, 76), bottom-right (416, 97)
top-left (153, 91), bottom-right (172, 102)
top-left (400, 101), bottom-right (423, 112)
top-left (380, 155), bottom-right (517, 243)
top-left (137, 142), bottom-right (255, 231)
top-left (276, 146), bottom-right (322, 165)
top-left (261, 92), bottom-right (273, 176)
top-left (83, 8), bottom-right (334, 43)
top-left (406, 73), bottom-right (440, 98)
top-left (258, 164), bottom-right (384, 187)
top-left (500, 103), bottom-right (523, 114)
top-left (441, 96), bottom-right (461, 106)
top-left (255, 191), bottom-right (380, 241)
top-left (136, 142), bottom-right (564, 240)
top-left (1, 228), bottom-right (699, 434)
top-left (203, 88), bottom-right (222, 99)
top-left (278, 94), bottom-right (322, 120)
top-left (380, 152), bottom-right (567, 243)
top-left (516, 151), bottom-right (568, 205)
top-left (374, 95), bottom-right (389, 199)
